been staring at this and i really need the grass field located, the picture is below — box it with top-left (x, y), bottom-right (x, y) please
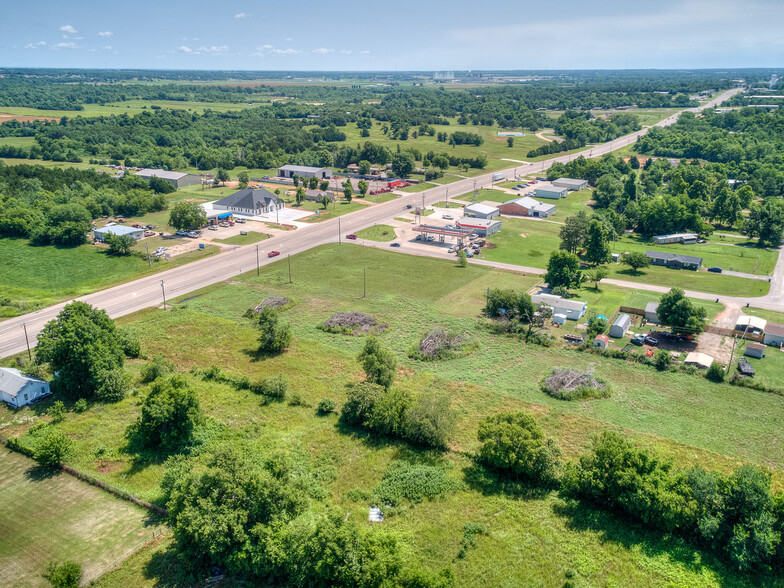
top-left (356, 224), bottom-right (397, 242)
top-left (2, 244), bottom-right (783, 586)
top-left (0, 100), bottom-right (259, 119)
top-left (362, 192), bottom-right (398, 204)
top-left (214, 231), bottom-right (270, 246)
top-left (0, 450), bottom-right (157, 587)
top-left (400, 182), bottom-right (436, 193)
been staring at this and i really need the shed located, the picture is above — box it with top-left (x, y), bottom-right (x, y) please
top-left (744, 342), bottom-right (766, 359)
top-left (593, 334), bottom-right (610, 349)
top-left (278, 165), bottom-right (331, 180)
top-left (456, 218), bottom-right (502, 237)
top-left (463, 203), bottom-right (500, 219)
top-left (684, 352), bottom-right (713, 369)
top-left (735, 315), bottom-right (767, 336)
top-left (533, 183), bottom-right (569, 199)
top-left (645, 302), bottom-right (659, 324)
top-left (94, 224), bottom-right (144, 242)
top-left (552, 313), bottom-right (567, 325)
top-left (763, 323), bottom-right (784, 347)
top-left (552, 178), bottom-right (589, 191)
top-left (0, 367), bottom-right (51, 408)
top-left (609, 314), bottom-right (632, 338)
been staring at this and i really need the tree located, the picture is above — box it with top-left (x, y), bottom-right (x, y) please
top-left (256, 307), bottom-right (293, 354)
top-left (620, 251), bottom-right (650, 273)
top-left (357, 336), bottom-right (396, 389)
top-left (34, 429), bottom-right (72, 467)
top-left (558, 211), bottom-right (591, 254)
top-left (507, 137), bottom-right (514, 148)
top-left (457, 250), bottom-right (467, 267)
top-left (485, 288), bottom-right (521, 318)
top-left (292, 175), bottom-right (300, 187)
top-left (629, 156), bottom-right (640, 169)
top-left (319, 180), bottom-right (329, 191)
top-left (401, 393), bottom-right (456, 450)
top-left (35, 302), bottom-right (125, 399)
top-left (295, 186), bottom-right (305, 206)
top-left (477, 411), bottom-right (561, 486)
top-left (95, 368), bottom-right (129, 402)
top-left (148, 176), bottom-right (176, 194)
top-left (587, 266), bottom-right (608, 290)
top-left (584, 219), bottom-right (611, 265)
top-left (657, 288), bottom-right (707, 336)
top-left (585, 314), bottom-right (608, 339)
top-left (743, 199), bottom-right (784, 247)
top-left (320, 195), bottom-right (330, 210)
top-left (215, 168), bottom-right (229, 186)
top-left (358, 160), bottom-right (371, 175)
top-left (308, 175), bottom-right (318, 190)
top-left (623, 174), bottom-right (637, 202)
top-left (391, 152), bottom-right (415, 178)
top-left (342, 180), bottom-right (353, 202)
top-left (237, 171), bottom-right (249, 189)
top-left (594, 174), bottom-right (624, 208)
top-left (357, 180), bottom-right (369, 196)
top-left (544, 250), bottom-right (581, 289)
top-left (433, 155), bottom-right (450, 171)
top-left (104, 233), bottom-right (136, 255)
top-left (129, 375), bottom-right (203, 451)
top-left (169, 201), bottom-right (207, 230)
top-left (42, 561), bottom-right (82, 588)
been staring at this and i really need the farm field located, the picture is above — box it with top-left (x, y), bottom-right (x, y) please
top-left (0, 449), bottom-right (157, 587)
top-left (2, 245), bottom-right (783, 586)
top-left (0, 100), bottom-right (258, 119)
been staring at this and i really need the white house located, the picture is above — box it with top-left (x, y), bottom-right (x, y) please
top-left (763, 323), bottom-right (784, 347)
top-left (532, 293), bottom-right (587, 320)
top-left (0, 367), bottom-right (51, 408)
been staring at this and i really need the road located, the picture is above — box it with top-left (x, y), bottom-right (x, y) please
top-left (0, 88), bottom-right (746, 359)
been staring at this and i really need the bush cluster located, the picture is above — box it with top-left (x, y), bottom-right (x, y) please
top-left (373, 461), bottom-right (463, 505)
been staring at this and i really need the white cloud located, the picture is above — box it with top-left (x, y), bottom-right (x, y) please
top-left (24, 41), bottom-right (47, 49)
top-left (285, 37), bottom-right (293, 42)
top-left (312, 48), bottom-right (333, 54)
top-left (254, 44), bottom-right (301, 56)
top-left (59, 25), bottom-right (78, 34)
top-left (98, 31), bottom-right (113, 37)
top-left (359, 50), bottom-right (370, 55)
top-left (52, 42), bottom-right (78, 49)
top-left (340, 49), bottom-right (352, 54)
top-left (101, 45), bottom-right (112, 51)
top-left (234, 12), bottom-right (246, 18)
top-left (177, 45), bottom-right (193, 53)
top-left (272, 48), bottom-right (300, 55)
top-left (259, 44), bottom-right (274, 50)
top-left (198, 45), bottom-right (229, 54)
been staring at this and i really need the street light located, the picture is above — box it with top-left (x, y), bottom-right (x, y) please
top-left (160, 280), bottom-right (167, 309)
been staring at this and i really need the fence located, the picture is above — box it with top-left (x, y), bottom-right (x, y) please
top-left (619, 306), bottom-right (646, 316)
top-left (704, 325), bottom-right (765, 342)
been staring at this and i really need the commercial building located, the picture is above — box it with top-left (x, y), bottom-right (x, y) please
top-left (645, 251), bottom-right (702, 270)
top-left (532, 293), bottom-right (587, 320)
top-left (463, 203), bottom-right (500, 219)
top-left (135, 168), bottom-right (201, 189)
top-left (456, 218), bottom-right (502, 237)
top-left (652, 233), bottom-right (699, 245)
top-left (533, 183), bottom-right (569, 199)
top-left (552, 178), bottom-right (589, 191)
top-left (498, 196), bottom-right (556, 218)
top-left (609, 314), bottom-right (632, 338)
top-left (763, 323), bottom-right (784, 347)
top-left (735, 315), bottom-right (767, 336)
top-left (94, 224), bottom-right (145, 242)
top-left (0, 367), bottom-right (51, 408)
top-left (278, 165), bottom-right (332, 180)
top-left (213, 188), bottom-right (284, 216)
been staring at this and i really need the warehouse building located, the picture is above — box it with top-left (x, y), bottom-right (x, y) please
top-left (94, 224), bottom-right (145, 242)
top-left (552, 178), bottom-right (589, 191)
top-left (533, 183), bottom-right (569, 199)
top-left (456, 218), bottom-right (502, 237)
top-left (463, 203), bottom-right (500, 219)
top-left (498, 196), bottom-right (556, 218)
top-left (278, 165), bottom-right (332, 180)
top-left (135, 168), bottom-right (201, 189)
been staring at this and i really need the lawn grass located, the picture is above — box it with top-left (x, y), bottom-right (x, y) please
top-left (742, 306), bottom-right (784, 326)
top-left (0, 449), bottom-right (158, 587)
top-left (356, 224), bottom-right (397, 242)
top-left (0, 136), bottom-right (36, 148)
top-left (362, 192), bottom-right (398, 203)
top-left (393, 217), bottom-right (414, 223)
top-left (286, 199), bottom-right (367, 223)
top-left (213, 231), bottom-right (270, 246)
top-left (400, 182), bottom-right (436, 193)
top-left (737, 341), bottom-right (784, 389)
top-left (457, 188), bottom-right (510, 203)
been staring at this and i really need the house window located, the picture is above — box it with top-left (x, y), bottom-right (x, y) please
top-left (24, 393), bottom-right (28, 401)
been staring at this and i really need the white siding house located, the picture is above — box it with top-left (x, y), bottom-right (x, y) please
top-left (0, 368), bottom-right (51, 408)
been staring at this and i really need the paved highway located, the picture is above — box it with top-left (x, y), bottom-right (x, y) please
top-left (0, 88), bottom-right (745, 358)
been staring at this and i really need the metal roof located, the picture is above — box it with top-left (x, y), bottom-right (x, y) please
top-left (612, 313), bottom-right (631, 328)
top-left (0, 367), bottom-right (47, 399)
top-left (457, 218), bottom-right (501, 229)
top-left (685, 352), bottom-right (713, 367)
top-left (532, 294), bottom-right (586, 312)
top-left (214, 188), bottom-right (282, 210)
top-left (413, 224), bottom-right (473, 236)
top-left (653, 233), bottom-right (699, 240)
top-left (645, 301), bottom-right (659, 312)
top-left (94, 225), bottom-right (142, 237)
top-left (135, 168), bottom-right (190, 181)
top-left (735, 315), bottom-right (767, 331)
top-left (645, 250), bottom-right (703, 265)
top-left (765, 322), bottom-right (784, 337)
top-left (279, 164), bottom-right (326, 173)
top-left (464, 203), bottom-right (499, 214)
top-left (553, 178), bottom-right (587, 187)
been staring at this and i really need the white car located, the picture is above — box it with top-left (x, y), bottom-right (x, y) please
top-left (235, 218), bottom-right (247, 224)
top-left (208, 225), bottom-right (218, 231)
top-left (442, 214), bottom-right (453, 220)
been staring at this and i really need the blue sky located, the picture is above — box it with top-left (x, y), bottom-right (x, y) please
top-left (3, 0), bottom-right (783, 70)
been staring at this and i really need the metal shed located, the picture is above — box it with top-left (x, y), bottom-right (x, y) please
top-left (609, 314), bottom-right (631, 338)
top-left (744, 342), bottom-right (766, 359)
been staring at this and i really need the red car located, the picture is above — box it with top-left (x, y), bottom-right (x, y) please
top-left (345, 234), bottom-right (358, 240)
top-left (268, 250), bottom-right (280, 258)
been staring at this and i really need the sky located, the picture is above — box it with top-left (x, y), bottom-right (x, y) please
top-left (2, 0), bottom-right (783, 71)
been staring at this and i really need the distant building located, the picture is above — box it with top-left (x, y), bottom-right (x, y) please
top-left (0, 367), bottom-right (51, 408)
top-left (645, 251), bottom-right (702, 270)
top-left (498, 196), bottom-right (556, 218)
top-left (533, 183), bottom-right (569, 199)
top-left (463, 203), bottom-right (500, 219)
top-left (213, 188), bottom-right (284, 216)
top-left (735, 315), bottom-right (767, 336)
top-left (135, 168), bottom-right (201, 189)
top-left (305, 190), bottom-right (336, 203)
top-left (532, 293), bottom-right (587, 320)
top-left (456, 218), bottom-right (502, 237)
top-left (609, 314), bottom-right (632, 338)
top-left (94, 224), bottom-right (144, 242)
top-left (744, 342), bottom-right (766, 359)
top-left (552, 178), bottom-right (589, 191)
top-left (652, 233), bottom-right (699, 245)
top-left (278, 165), bottom-right (332, 180)
top-left (645, 302), bottom-right (660, 324)
top-left (763, 323), bottom-right (784, 347)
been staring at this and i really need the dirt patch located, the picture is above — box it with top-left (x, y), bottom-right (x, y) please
top-left (0, 113), bottom-right (59, 123)
top-left (95, 460), bottom-right (125, 474)
top-left (519, 233), bottom-right (527, 238)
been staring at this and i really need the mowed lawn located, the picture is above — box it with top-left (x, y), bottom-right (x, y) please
top-left (0, 449), bottom-right (156, 587)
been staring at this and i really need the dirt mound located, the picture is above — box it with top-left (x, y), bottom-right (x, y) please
top-left (321, 311), bottom-right (387, 334)
top-left (253, 296), bottom-right (289, 313)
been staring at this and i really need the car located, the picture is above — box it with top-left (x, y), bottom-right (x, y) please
top-left (219, 222), bottom-right (230, 227)
top-left (390, 242), bottom-right (401, 247)
top-left (406, 204), bottom-right (413, 209)
top-left (697, 238), bottom-right (707, 243)
top-left (261, 175), bottom-right (270, 180)
top-left (630, 337), bottom-right (644, 346)
top-left (707, 266), bottom-right (722, 273)
top-left (448, 247), bottom-right (455, 253)
top-left (175, 230), bottom-right (188, 236)
top-left (465, 252), bottom-right (473, 257)
top-left (235, 218), bottom-right (247, 223)
top-left (644, 336), bottom-right (659, 346)
top-left (208, 225), bottom-right (219, 231)
top-left (415, 234), bottom-right (423, 241)
top-left (187, 232), bottom-right (198, 238)
top-left (345, 234), bottom-right (358, 240)
top-left (427, 236), bottom-right (435, 242)
top-left (268, 250), bottom-right (281, 257)
top-left (228, 221), bottom-right (235, 226)
top-left (442, 214), bottom-right (453, 220)
top-left (144, 230), bottom-right (155, 236)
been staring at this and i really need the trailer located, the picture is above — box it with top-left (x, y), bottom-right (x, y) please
top-left (492, 172), bottom-right (505, 182)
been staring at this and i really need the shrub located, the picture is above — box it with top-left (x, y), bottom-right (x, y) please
top-left (357, 336), bottom-right (396, 389)
top-left (73, 398), bottom-right (88, 413)
top-left (541, 369), bottom-right (611, 401)
top-left (457, 250), bottom-right (468, 267)
top-left (140, 354), bottom-right (174, 383)
top-left (288, 393), bottom-right (307, 407)
top-left (401, 393), bottom-right (456, 450)
top-left (47, 401), bottom-right (66, 423)
top-left (653, 350), bottom-right (672, 371)
top-left (374, 461), bottom-right (463, 505)
top-left (250, 375), bottom-right (288, 402)
top-left (707, 362), bottom-right (726, 383)
top-left (551, 286), bottom-right (569, 297)
top-left (477, 411), bottom-right (561, 486)
top-left (42, 560), bottom-right (82, 588)
top-left (341, 382), bottom-right (387, 427)
top-left (95, 369), bottom-right (129, 402)
top-left (346, 487), bottom-right (371, 501)
top-left (317, 398), bottom-right (336, 415)
top-left (256, 307), bottom-right (293, 354)
top-left (34, 429), bottom-right (72, 467)
top-left (118, 328), bottom-right (141, 358)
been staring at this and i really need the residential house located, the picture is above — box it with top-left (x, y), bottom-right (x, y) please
top-left (305, 190), bottom-right (336, 203)
top-left (0, 367), bottom-right (51, 408)
top-left (645, 251), bottom-right (702, 270)
top-left (652, 233), bottom-right (699, 245)
top-left (532, 293), bottom-right (587, 320)
top-left (763, 323), bottom-right (784, 347)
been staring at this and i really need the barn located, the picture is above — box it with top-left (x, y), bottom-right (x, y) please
top-left (0, 367), bottom-right (51, 408)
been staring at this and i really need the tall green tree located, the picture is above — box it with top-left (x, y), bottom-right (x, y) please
top-left (584, 219), bottom-right (612, 265)
top-left (657, 288), bottom-right (707, 336)
top-left (357, 336), bottom-right (397, 390)
top-left (357, 180), bottom-right (369, 196)
top-left (237, 171), bottom-right (249, 189)
top-left (295, 186), bottom-right (306, 206)
top-left (544, 250), bottom-right (582, 289)
top-left (104, 233), bottom-right (136, 255)
top-left (744, 199), bottom-right (784, 247)
top-left (558, 211), bottom-right (591, 254)
top-left (169, 201), bottom-right (207, 230)
top-left (215, 168), bottom-right (229, 186)
top-left (391, 152), bottom-right (415, 178)
top-left (620, 251), bottom-right (650, 273)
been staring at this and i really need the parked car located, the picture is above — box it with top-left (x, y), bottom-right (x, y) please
top-left (707, 267), bottom-right (722, 273)
top-left (208, 226), bottom-right (219, 231)
top-left (228, 221), bottom-right (235, 226)
top-left (268, 250), bottom-right (280, 257)
top-left (466, 252), bottom-right (473, 258)
top-left (219, 222), bottom-right (230, 227)
top-left (346, 234), bottom-right (358, 240)
top-left (697, 238), bottom-right (707, 243)
top-left (442, 214), bottom-right (453, 220)
top-left (186, 231), bottom-right (199, 238)
top-left (631, 337), bottom-right (644, 346)
top-left (175, 230), bottom-right (188, 236)
top-left (261, 175), bottom-right (270, 180)
top-left (390, 242), bottom-right (401, 247)
top-left (235, 218), bottom-right (247, 223)
top-left (427, 236), bottom-right (435, 242)
top-left (144, 230), bottom-right (155, 236)
top-left (406, 204), bottom-right (413, 209)
top-left (644, 336), bottom-right (659, 346)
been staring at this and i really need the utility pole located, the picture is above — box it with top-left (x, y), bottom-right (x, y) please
top-left (363, 265), bottom-right (367, 298)
top-left (160, 280), bottom-right (167, 309)
top-left (288, 255), bottom-right (292, 283)
top-left (21, 322), bottom-right (32, 362)
top-left (145, 241), bottom-right (151, 267)
top-left (255, 244), bottom-right (260, 277)
top-left (446, 187), bottom-right (449, 208)
top-left (421, 193), bottom-right (425, 211)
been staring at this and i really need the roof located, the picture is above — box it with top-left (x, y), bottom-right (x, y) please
top-left (135, 168), bottom-right (190, 181)
top-left (94, 225), bottom-right (142, 236)
top-left (645, 301), bottom-right (659, 313)
top-left (653, 233), bottom-right (699, 240)
top-left (502, 196), bottom-right (545, 209)
top-left (214, 188), bottom-right (282, 210)
top-left (553, 177), bottom-right (587, 187)
top-left (0, 367), bottom-right (47, 398)
top-left (278, 164), bottom-right (326, 173)
top-left (594, 334), bottom-right (610, 343)
top-left (736, 315), bottom-right (767, 331)
top-left (457, 218), bottom-right (501, 229)
top-left (532, 294), bottom-right (586, 312)
top-left (765, 322), bottom-right (784, 337)
top-left (464, 203), bottom-right (499, 215)
top-left (612, 313), bottom-right (631, 327)
top-left (685, 352), bottom-right (713, 367)
top-left (746, 342), bottom-right (766, 351)
top-left (534, 183), bottom-right (568, 192)
top-left (645, 250), bottom-right (703, 265)
top-left (305, 190), bottom-right (334, 198)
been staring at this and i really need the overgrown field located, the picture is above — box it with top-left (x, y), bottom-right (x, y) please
top-left (2, 245), bottom-right (783, 586)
